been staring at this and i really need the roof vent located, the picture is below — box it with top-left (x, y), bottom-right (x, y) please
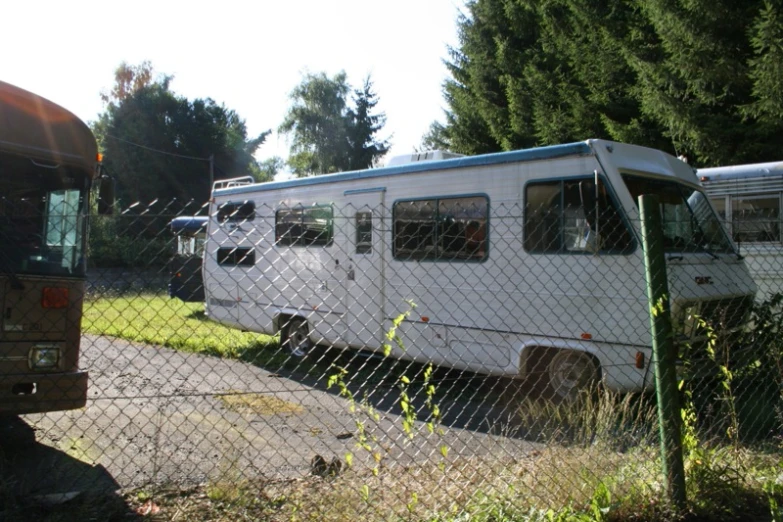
top-left (385, 150), bottom-right (465, 167)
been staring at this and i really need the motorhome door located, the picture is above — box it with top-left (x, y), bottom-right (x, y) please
top-left (341, 188), bottom-right (386, 349)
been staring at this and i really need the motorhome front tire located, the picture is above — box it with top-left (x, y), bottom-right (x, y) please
top-left (547, 350), bottom-right (600, 402)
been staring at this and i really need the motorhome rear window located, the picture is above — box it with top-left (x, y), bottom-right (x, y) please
top-left (217, 247), bottom-right (255, 266)
top-left (275, 205), bottom-right (334, 247)
top-left (393, 196), bottom-right (488, 261)
top-left (217, 201), bottom-right (255, 222)
top-left (524, 177), bottom-right (633, 254)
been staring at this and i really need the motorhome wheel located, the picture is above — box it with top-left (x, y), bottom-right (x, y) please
top-left (282, 318), bottom-right (313, 357)
top-left (547, 350), bottom-right (599, 402)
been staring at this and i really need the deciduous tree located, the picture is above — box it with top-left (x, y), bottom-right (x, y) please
top-left (94, 62), bottom-right (269, 206)
top-left (279, 72), bottom-right (390, 176)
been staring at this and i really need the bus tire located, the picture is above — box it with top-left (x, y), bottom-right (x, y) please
top-left (281, 317), bottom-right (313, 357)
top-left (547, 350), bottom-right (600, 403)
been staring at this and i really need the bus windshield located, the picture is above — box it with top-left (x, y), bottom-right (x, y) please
top-left (0, 159), bottom-right (88, 277)
top-left (622, 173), bottom-right (734, 254)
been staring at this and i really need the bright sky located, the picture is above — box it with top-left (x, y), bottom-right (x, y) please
top-left (2, 0), bottom-right (463, 168)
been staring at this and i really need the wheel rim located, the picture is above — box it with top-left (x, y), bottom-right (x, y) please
top-left (549, 351), bottom-right (597, 401)
top-left (286, 321), bottom-right (311, 357)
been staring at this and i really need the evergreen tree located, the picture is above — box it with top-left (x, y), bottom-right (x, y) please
top-left (346, 77), bottom-right (390, 170)
top-left (433, 0), bottom-right (783, 166)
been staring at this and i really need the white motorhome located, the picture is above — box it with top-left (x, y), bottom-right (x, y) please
top-left (698, 161), bottom-right (783, 300)
top-left (203, 139), bottom-right (756, 399)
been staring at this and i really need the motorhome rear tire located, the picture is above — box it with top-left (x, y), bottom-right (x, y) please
top-left (547, 350), bottom-right (599, 402)
top-left (282, 318), bottom-right (313, 357)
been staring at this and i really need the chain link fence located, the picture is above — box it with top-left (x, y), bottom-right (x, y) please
top-left (2, 198), bottom-right (782, 520)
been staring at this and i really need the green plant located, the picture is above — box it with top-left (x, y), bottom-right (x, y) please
top-left (764, 477), bottom-right (783, 522)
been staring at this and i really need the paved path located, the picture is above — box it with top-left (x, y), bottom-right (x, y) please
top-left (7, 335), bottom-right (537, 493)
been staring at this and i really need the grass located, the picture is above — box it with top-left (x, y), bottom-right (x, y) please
top-left (82, 293), bottom-right (481, 392)
top-left (83, 293), bottom-right (278, 359)
top-left (3, 444), bottom-right (781, 522)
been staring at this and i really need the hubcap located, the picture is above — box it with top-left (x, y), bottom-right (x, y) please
top-left (287, 323), bottom-right (310, 357)
top-left (550, 353), bottom-right (595, 400)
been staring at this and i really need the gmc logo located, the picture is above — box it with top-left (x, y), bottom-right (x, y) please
top-left (695, 276), bottom-right (713, 285)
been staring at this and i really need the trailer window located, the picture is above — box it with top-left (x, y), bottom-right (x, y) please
top-left (393, 196), bottom-right (488, 261)
top-left (356, 212), bottom-right (372, 254)
top-left (275, 205), bottom-right (334, 247)
top-left (217, 201), bottom-right (255, 222)
top-left (731, 195), bottom-right (780, 242)
top-left (525, 177), bottom-right (633, 254)
top-left (217, 247), bottom-right (255, 266)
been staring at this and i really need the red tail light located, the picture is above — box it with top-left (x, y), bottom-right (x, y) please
top-left (42, 287), bottom-right (69, 309)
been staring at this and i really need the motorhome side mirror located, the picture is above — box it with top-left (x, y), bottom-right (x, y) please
top-left (97, 175), bottom-right (115, 215)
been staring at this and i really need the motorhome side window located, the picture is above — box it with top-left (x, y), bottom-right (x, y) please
top-left (356, 212), bottom-right (372, 254)
top-left (275, 205), bottom-right (334, 247)
top-left (393, 196), bottom-right (488, 261)
top-left (217, 247), bottom-right (255, 266)
top-left (217, 201), bottom-right (255, 222)
top-left (524, 177), bottom-right (633, 254)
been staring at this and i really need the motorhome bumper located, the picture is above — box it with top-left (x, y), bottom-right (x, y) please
top-left (0, 370), bottom-right (88, 414)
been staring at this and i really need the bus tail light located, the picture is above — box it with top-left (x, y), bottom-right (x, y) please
top-left (42, 287), bottom-right (69, 308)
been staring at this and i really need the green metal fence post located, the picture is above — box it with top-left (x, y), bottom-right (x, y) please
top-left (639, 194), bottom-right (687, 509)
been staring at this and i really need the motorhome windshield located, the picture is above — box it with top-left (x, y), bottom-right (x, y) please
top-left (622, 174), bottom-right (734, 254)
top-left (0, 162), bottom-right (88, 277)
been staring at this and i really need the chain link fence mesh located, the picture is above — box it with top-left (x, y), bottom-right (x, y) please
top-left (2, 196), bottom-right (782, 520)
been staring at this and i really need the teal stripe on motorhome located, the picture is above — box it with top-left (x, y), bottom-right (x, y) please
top-left (215, 141), bottom-right (594, 197)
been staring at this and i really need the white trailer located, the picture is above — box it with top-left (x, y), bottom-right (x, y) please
top-left (203, 139), bottom-right (756, 399)
top-left (698, 161), bottom-right (783, 301)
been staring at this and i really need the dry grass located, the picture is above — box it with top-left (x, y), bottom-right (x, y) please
top-left (111, 443), bottom-right (661, 522)
top-left (217, 391), bottom-right (305, 415)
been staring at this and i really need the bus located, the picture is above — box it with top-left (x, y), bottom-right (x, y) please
top-left (202, 139), bottom-right (756, 400)
top-left (0, 81), bottom-right (110, 414)
top-left (168, 216), bottom-right (208, 302)
top-left (698, 161), bottom-right (783, 300)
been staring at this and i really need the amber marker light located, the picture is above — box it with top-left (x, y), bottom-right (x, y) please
top-left (635, 351), bottom-right (646, 369)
